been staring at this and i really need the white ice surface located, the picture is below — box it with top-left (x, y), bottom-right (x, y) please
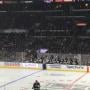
top-left (0, 68), bottom-right (90, 90)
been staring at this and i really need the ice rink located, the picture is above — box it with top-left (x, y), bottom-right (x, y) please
top-left (0, 68), bottom-right (90, 90)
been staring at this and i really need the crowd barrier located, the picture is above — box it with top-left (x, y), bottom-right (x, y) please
top-left (47, 64), bottom-right (88, 72)
top-left (0, 62), bottom-right (90, 72)
top-left (0, 62), bottom-right (42, 70)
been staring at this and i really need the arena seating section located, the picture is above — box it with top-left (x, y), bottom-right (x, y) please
top-left (0, 1), bottom-right (90, 65)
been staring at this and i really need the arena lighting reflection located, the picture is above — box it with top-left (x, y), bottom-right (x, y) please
top-left (44, 0), bottom-right (53, 3)
top-left (76, 23), bottom-right (87, 26)
top-left (0, 1), bottom-right (3, 4)
top-left (37, 48), bottom-right (48, 53)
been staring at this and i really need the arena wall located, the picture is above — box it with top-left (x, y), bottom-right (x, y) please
top-left (47, 64), bottom-right (88, 72)
top-left (0, 62), bottom-right (89, 72)
top-left (0, 62), bottom-right (42, 70)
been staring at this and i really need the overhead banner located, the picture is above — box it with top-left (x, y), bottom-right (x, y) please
top-left (55, 0), bottom-right (73, 2)
top-left (55, 0), bottom-right (64, 2)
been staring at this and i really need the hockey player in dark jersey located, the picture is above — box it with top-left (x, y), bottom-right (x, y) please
top-left (32, 80), bottom-right (40, 90)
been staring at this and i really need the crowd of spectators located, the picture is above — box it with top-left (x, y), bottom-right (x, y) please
top-left (0, 2), bottom-right (89, 54)
top-left (36, 54), bottom-right (79, 65)
top-left (0, 48), bottom-right (80, 65)
top-left (0, 32), bottom-right (89, 65)
top-left (0, 33), bottom-right (90, 54)
top-left (0, 1), bottom-right (89, 65)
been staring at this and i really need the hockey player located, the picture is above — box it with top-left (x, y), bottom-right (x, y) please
top-left (32, 80), bottom-right (40, 90)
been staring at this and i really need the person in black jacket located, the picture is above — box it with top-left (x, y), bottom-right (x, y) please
top-left (32, 80), bottom-right (40, 90)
